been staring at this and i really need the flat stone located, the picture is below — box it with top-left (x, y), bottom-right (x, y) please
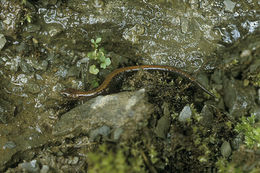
top-left (53, 89), bottom-right (153, 140)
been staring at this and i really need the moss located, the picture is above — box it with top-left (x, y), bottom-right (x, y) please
top-left (215, 114), bottom-right (260, 172)
top-left (235, 115), bottom-right (260, 148)
top-left (216, 157), bottom-right (243, 173)
top-left (216, 152), bottom-right (260, 173)
top-left (87, 144), bottom-right (146, 173)
top-left (248, 73), bottom-right (260, 87)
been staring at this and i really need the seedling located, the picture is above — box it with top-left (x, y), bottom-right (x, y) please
top-left (88, 37), bottom-right (111, 75)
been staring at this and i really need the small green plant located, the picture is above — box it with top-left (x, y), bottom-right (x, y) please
top-left (88, 37), bottom-right (111, 75)
top-left (235, 114), bottom-right (260, 148)
top-left (87, 144), bottom-right (146, 173)
top-left (216, 158), bottom-right (242, 173)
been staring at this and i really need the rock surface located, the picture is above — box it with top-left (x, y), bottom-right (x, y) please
top-left (53, 89), bottom-right (153, 140)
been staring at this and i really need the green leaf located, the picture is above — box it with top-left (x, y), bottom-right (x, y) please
top-left (99, 47), bottom-right (105, 53)
top-left (99, 55), bottom-right (106, 62)
top-left (90, 80), bottom-right (99, 88)
top-left (96, 37), bottom-right (102, 44)
top-left (97, 51), bottom-right (103, 58)
top-left (87, 52), bottom-right (93, 59)
top-left (105, 58), bottom-right (111, 66)
top-left (91, 39), bottom-right (95, 44)
top-left (100, 63), bottom-right (107, 69)
top-left (26, 14), bottom-right (31, 23)
top-left (88, 51), bottom-right (98, 60)
top-left (89, 65), bottom-right (99, 75)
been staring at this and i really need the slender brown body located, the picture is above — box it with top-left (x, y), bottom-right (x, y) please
top-left (61, 65), bottom-right (214, 99)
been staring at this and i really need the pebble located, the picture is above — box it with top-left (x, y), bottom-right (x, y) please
top-left (154, 115), bottom-right (171, 139)
top-left (200, 105), bottom-right (214, 127)
top-left (71, 157), bottom-right (79, 165)
top-left (3, 141), bottom-right (16, 149)
top-left (112, 128), bottom-right (124, 141)
top-left (40, 165), bottom-right (49, 173)
top-left (26, 83), bottom-right (41, 94)
top-left (223, 0), bottom-right (236, 12)
top-left (178, 105), bottom-right (192, 122)
top-left (258, 89), bottom-right (260, 104)
top-left (181, 17), bottom-right (189, 34)
top-left (0, 34), bottom-right (7, 51)
top-left (19, 160), bottom-right (40, 173)
top-left (220, 141), bottom-right (232, 158)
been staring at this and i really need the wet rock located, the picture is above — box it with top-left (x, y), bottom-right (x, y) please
top-left (251, 106), bottom-right (260, 121)
top-left (19, 61), bottom-right (34, 73)
top-left (0, 0), bottom-right (23, 37)
top-left (154, 115), bottom-right (171, 139)
top-left (0, 34), bottom-right (6, 51)
top-left (48, 24), bottom-right (63, 37)
top-left (26, 24), bottom-right (41, 33)
top-left (223, 77), bottom-right (256, 118)
top-left (3, 141), bottom-right (16, 149)
top-left (4, 55), bottom-right (21, 72)
top-left (240, 49), bottom-right (251, 58)
top-left (53, 89), bottom-right (153, 140)
top-left (178, 105), bottom-right (192, 122)
top-left (211, 70), bottom-right (223, 85)
top-left (67, 156), bottom-right (79, 165)
top-left (200, 105), bottom-right (214, 127)
top-left (155, 102), bottom-right (171, 138)
top-left (55, 66), bottom-right (68, 78)
top-left (73, 157), bottom-right (79, 164)
top-left (26, 83), bottom-right (41, 94)
top-left (19, 160), bottom-right (40, 173)
top-left (181, 17), bottom-right (189, 34)
top-left (0, 99), bottom-right (16, 124)
top-left (258, 89), bottom-right (260, 104)
top-left (67, 66), bottom-right (80, 77)
top-left (220, 141), bottom-right (232, 158)
top-left (40, 165), bottom-right (49, 173)
top-left (231, 134), bottom-right (243, 150)
top-left (122, 24), bottom-right (145, 44)
top-left (223, 0), bottom-right (236, 12)
top-left (248, 59), bottom-right (260, 74)
top-left (111, 128), bottom-right (124, 141)
top-left (31, 60), bottom-right (48, 71)
top-left (89, 125), bottom-right (110, 141)
top-left (15, 42), bottom-right (27, 53)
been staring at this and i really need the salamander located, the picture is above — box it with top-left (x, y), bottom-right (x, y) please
top-left (61, 65), bottom-right (215, 99)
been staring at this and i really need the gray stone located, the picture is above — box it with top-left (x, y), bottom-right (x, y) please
top-left (19, 160), bottom-right (40, 173)
top-left (221, 141), bottom-right (232, 158)
top-left (200, 105), bottom-right (214, 127)
top-left (223, 77), bottom-right (256, 118)
top-left (40, 165), bottom-right (49, 173)
top-left (258, 89), bottom-right (260, 104)
top-left (224, 0), bottom-right (236, 12)
top-left (178, 105), bottom-right (192, 122)
top-left (53, 89), bottom-right (153, 140)
top-left (89, 125), bottom-right (111, 141)
top-left (0, 34), bottom-right (6, 51)
top-left (3, 141), bottom-right (16, 149)
top-left (154, 115), bottom-right (171, 139)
